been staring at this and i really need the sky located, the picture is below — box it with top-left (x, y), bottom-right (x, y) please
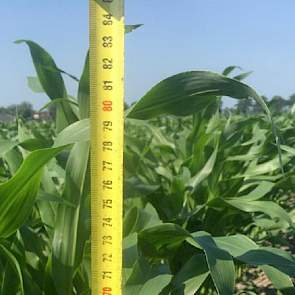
top-left (1, 1), bottom-right (295, 109)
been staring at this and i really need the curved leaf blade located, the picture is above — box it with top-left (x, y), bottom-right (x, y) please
top-left (127, 71), bottom-right (270, 120)
top-left (16, 40), bottom-right (78, 131)
top-left (0, 145), bottom-right (67, 238)
top-left (0, 244), bottom-right (24, 294)
top-left (171, 254), bottom-right (209, 295)
top-left (193, 232), bottom-right (235, 295)
top-left (53, 119), bottom-right (90, 147)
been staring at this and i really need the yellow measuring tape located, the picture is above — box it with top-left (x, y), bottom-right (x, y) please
top-left (89, 0), bottom-right (124, 294)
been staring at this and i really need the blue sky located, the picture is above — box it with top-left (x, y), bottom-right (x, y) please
top-left (1, 1), bottom-right (295, 108)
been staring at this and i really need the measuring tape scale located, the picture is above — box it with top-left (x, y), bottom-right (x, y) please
top-left (89, 1), bottom-right (124, 294)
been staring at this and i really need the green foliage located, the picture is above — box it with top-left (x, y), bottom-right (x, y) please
top-left (0, 41), bottom-right (294, 295)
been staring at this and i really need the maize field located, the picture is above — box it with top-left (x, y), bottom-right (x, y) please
top-left (0, 39), bottom-right (294, 294)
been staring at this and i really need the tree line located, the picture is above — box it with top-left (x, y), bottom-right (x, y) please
top-left (223, 94), bottom-right (295, 115)
top-left (0, 101), bottom-right (54, 121)
top-left (0, 101), bottom-right (34, 120)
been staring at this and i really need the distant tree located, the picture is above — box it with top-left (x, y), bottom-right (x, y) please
top-left (0, 106), bottom-right (7, 114)
top-left (268, 96), bottom-right (288, 114)
top-left (249, 95), bottom-right (268, 114)
top-left (6, 104), bottom-right (17, 116)
top-left (236, 99), bottom-right (253, 115)
top-left (18, 102), bottom-right (34, 119)
top-left (251, 101), bottom-right (261, 114)
top-left (0, 106), bottom-right (15, 122)
top-left (2, 101), bottom-right (34, 119)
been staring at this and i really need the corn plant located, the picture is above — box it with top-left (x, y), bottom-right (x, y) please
top-left (0, 39), bottom-right (294, 295)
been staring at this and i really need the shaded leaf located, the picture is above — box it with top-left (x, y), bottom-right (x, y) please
top-left (0, 244), bottom-right (24, 294)
top-left (138, 224), bottom-right (190, 258)
top-left (138, 274), bottom-right (172, 295)
top-left (171, 254), bottom-right (209, 295)
top-left (193, 232), bottom-right (235, 295)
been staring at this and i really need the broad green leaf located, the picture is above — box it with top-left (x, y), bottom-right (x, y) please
top-left (52, 141), bottom-right (90, 295)
top-left (4, 148), bottom-right (23, 174)
top-left (171, 254), bottom-right (209, 295)
top-left (138, 274), bottom-right (172, 295)
top-left (224, 198), bottom-right (293, 227)
top-left (124, 205), bottom-right (161, 238)
top-left (54, 119), bottom-right (90, 147)
top-left (75, 174), bottom-right (91, 268)
top-left (243, 154), bottom-right (291, 176)
top-left (193, 232), bottom-right (235, 295)
top-left (0, 145), bottom-right (67, 238)
top-left (126, 71), bottom-right (283, 171)
top-left (0, 139), bottom-right (17, 156)
top-left (16, 40), bottom-right (65, 100)
top-left (127, 71), bottom-right (271, 120)
top-left (237, 181), bottom-right (275, 201)
top-left (123, 233), bottom-right (138, 285)
top-left (262, 265), bottom-right (295, 295)
top-left (213, 235), bottom-right (295, 277)
top-left (19, 138), bottom-right (51, 151)
top-left (238, 248), bottom-right (295, 277)
top-left (212, 234), bottom-right (259, 257)
top-left (124, 256), bottom-right (170, 295)
top-left (17, 118), bottom-right (32, 143)
top-left (16, 40), bottom-right (78, 131)
top-left (138, 224), bottom-right (190, 258)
